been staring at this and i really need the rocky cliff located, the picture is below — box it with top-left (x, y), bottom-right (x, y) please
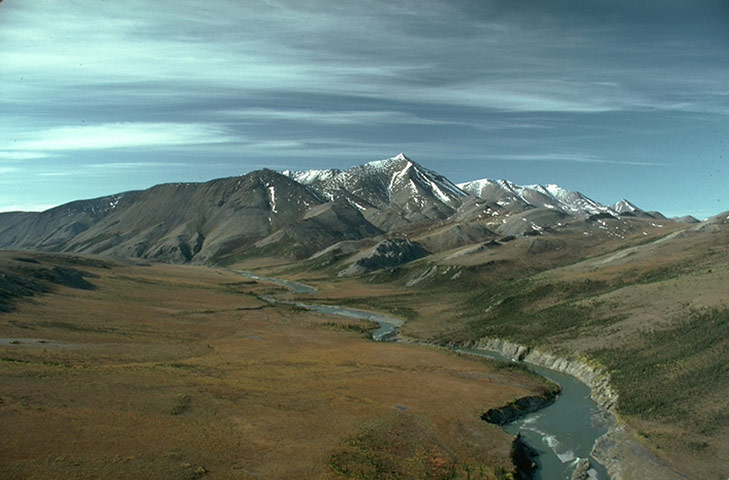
top-left (461, 337), bottom-right (690, 480)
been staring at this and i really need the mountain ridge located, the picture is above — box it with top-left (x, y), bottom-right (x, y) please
top-left (0, 153), bottom-right (690, 266)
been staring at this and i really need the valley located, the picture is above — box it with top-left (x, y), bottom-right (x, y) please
top-left (240, 214), bottom-right (728, 479)
top-left (0, 253), bottom-right (556, 479)
top-left (1, 154), bottom-right (727, 479)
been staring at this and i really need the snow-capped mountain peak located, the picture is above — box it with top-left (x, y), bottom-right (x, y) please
top-left (279, 154), bottom-right (467, 228)
top-left (613, 199), bottom-right (641, 214)
top-left (284, 154), bottom-right (465, 204)
top-left (360, 152), bottom-right (413, 172)
top-left (459, 178), bottom-right (616, 216)
top-left (284, 155), bottom-right (644, 224)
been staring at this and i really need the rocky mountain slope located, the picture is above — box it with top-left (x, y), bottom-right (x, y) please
top-left (283, 153), bottom-right (467, 230)
top-left (0, 153), bottom-right (682, 269)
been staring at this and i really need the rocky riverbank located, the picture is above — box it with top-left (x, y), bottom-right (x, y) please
top-left (482, 391), bottom-right (559, 480)
top-left (511, 434), bottom-right (540, 480)
top-left (481, 391), bottom-right (559, 426)
top-left (458, 337), bottom-right (689, 480)
top-left (466, 338), bottom-right (618, 410)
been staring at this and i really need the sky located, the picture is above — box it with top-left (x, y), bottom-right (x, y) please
top-left (1, 0), bottom-right (728, 218)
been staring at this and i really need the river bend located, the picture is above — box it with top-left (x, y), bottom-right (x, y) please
top-left (236, 271), bottom-right (610, 480)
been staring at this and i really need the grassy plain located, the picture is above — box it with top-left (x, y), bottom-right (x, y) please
top-left (0, 254), bottom-right (552, 479)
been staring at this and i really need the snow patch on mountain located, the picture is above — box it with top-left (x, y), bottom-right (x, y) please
top-left (284, 154), bottom-right (645, 221)
top-left (459, 178), bottom-right (619, 217)
top-left (281, 168), bottom-right (341, 185)
top-left (267, 185), bottom-right (277, 213)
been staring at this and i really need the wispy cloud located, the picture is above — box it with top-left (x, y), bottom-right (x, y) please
top-left (0, 151), bottom-right (56, 160)
top-left (9, 123), bottom-right (234, 152)
top-left (217, 108), bottom-right (553, 130)
top-left (218, 108), bottom-right (438, 125)
top-left (3, 0), bottom-right (727, 116)
top-left (35, 162), bottom-right (194, 177)
top-left (36, 172), bottom-right (77, 177)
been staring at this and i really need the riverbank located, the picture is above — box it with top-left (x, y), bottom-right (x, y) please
top-left (457, 337), bottom-right (689, 480)
top-left (234, 270), bottom-right (689, 479)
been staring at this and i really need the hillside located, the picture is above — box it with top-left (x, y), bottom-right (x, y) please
top-left (254, 210), bottom-right (729, 480)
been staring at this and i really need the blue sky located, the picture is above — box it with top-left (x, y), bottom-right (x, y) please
top-left (1, 0), bottom-right (727, 218)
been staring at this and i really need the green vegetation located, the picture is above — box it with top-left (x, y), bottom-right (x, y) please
top-left (597, 309), bottom-right (729, 434)
top-left (169, 394), bottom-right (192, 415)
top-left (329, 413), bottom-right (458, 480)
top-left (449, 278), bottom-right (614, 346)
top-left (365, 266), bottom-right (412, 284)
top-left (617, 261), bottom-right (695, 286)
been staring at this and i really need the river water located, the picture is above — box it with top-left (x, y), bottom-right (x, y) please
top-left (234, 271), bottom-right (317, 295)
top-left (236, 271), bottom-right (610, 479)
top-left (235, 271), bottom-right (402, 341)
top-left (459, 348), bottom-right (610, 479)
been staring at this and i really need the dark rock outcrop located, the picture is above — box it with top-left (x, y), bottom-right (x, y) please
top-left (511, 434), bottom-right (539, 480)
top-left (481, 391), bottom-right (559, 426)
top-left (339, 238), bottom-right (429, 276)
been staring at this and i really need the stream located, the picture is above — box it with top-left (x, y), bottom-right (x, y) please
top-left (237, 271), bottom-right (610, 479)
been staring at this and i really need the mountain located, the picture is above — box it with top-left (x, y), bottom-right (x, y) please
top-left (0, 193), bottom-right (136, 251)
top-left (458, 178), bottom-right (614, 217)
top-left (612, 199), bottom-right (641, 215)
top-left (0, 170), bottom-right (328, 263)
top-left (283, 153), bottom-right (467, 230)
top-left (0, 153), bottom-right (671, 268)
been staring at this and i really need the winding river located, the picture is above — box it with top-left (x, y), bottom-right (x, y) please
top-left (237, 271), bottom-right (610, 480)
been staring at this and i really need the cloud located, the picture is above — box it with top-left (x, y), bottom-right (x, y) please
top-left (34, 162), bottom-right (194, 178)
top-left (0, 151), bottom-right (56, 160)
top-left (10, 123), bottom-right (234, 152)
top-left (0, 0), bottom-right (726, 218)
top-left (35, 172), bottom-right (76, 177)
top-left (34, 161), bottom-right (193, 181)
top-left (3, 0), bottom-right (726, 116)
top-left (216, 108), bottom-right (554, 130)
top-left (218, 108), bottom-right (434, 125)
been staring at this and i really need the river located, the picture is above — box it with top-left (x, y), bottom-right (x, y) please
top-left (459, 348), bottom-right (609, 479)
top-left (236, 271), bottom-right (610, 479)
